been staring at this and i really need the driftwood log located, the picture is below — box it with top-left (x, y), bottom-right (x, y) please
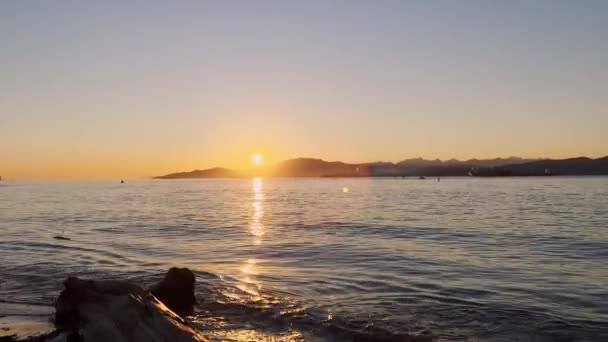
top-left (12, 268), bottom-right (209, 342)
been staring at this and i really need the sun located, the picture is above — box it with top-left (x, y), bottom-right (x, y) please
top-left (251, 153), bottom-right (264, 166)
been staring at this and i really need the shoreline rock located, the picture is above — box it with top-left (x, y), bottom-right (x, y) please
top-left (3, 268), bottom-right (208, 342)
top-left (150, 267), bottom-right (197, 317)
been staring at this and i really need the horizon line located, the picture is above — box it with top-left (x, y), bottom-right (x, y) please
top-left (3, 154), bottom-right (607, 181)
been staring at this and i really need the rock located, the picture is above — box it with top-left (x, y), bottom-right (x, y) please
top-left (150, 267), bottom-right (197, 317)
top-left (52, 236), bottom-right (70, 241)
top-left (49, 274), bottom-right (208, 342)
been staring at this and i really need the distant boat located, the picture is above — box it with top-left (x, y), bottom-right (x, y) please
top-left (418, 176), bottom-right (425, 179)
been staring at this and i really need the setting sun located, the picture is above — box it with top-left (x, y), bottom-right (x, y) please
top-left (251, 153), bottom-right (264, 166)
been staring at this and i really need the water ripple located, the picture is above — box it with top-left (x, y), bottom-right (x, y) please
top-left (1, 177), bottom-right (607, 341)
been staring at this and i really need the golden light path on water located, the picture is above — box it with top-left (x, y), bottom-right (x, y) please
top-left (250, 177), bottom-right (265, 246)
top-left (237, 177), bottom-right (264, 298)
top-left (201, 177), bottom-right (308, 341)
top-left (201, 177), bottom-right (316, 340)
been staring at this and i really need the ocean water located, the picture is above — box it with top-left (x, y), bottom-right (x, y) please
top-left (1, 177), bottom-right (607, 341)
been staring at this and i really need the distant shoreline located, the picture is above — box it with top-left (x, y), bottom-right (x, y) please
top-left (151, 175), bottom-right (608, 180)
top-left (154, 156), bottom-right (608, 179)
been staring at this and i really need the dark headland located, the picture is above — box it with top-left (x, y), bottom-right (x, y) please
top-left (154, 156), bottom-right (608, 179)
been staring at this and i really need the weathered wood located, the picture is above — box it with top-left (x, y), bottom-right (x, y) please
top-left (44, 269), bottom-right (209, 342)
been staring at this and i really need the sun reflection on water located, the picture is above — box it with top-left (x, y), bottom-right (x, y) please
top-left (253, 177), bottom-right (263, 194)
top-left (250, 177), bottom-right (265, 245)
top-left (241, 258), bottom-right (258, 275)
top-left (237, 178), bottom-right (265, 298)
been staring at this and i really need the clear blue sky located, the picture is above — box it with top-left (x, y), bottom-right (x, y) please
top-left (1, 1), bottom-right (607, 178)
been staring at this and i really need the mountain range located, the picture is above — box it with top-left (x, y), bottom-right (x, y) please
top-left (154, 156), bottom-right (608, 179)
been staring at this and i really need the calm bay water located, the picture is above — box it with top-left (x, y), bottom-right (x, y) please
top-left (1, 177), bottom-right (607, 341)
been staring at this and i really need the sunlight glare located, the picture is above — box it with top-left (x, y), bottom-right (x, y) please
top-left (251, 153), bottom-right (263, 166)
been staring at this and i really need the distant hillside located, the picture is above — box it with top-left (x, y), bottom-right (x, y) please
top-left (154, 156), bottom-right (608, 179)
top-left (393, 157), bottom-right (538, 176)
top-left (154, 167), bottom-right (241, 179)
top-left (506, 157), bottom-right (608, 175)
top-left (268, 158), bottom-right (358, 177)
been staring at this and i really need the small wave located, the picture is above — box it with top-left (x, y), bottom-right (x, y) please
top-left (186, 271), bottom-right (433, 342)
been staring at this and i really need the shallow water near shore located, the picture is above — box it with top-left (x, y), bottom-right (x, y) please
top-left (1, 177), bottom-right (607, 341)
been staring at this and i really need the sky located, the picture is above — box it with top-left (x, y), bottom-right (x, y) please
top-left (1, 0), bottom-right (607, 179)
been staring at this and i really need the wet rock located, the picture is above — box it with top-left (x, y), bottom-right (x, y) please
top-left (52, 236), bottom-right (70, 241)
top-left (49, 273), bottom-right (208, 342)
top-left (150, 267), bottom-right (197, 317)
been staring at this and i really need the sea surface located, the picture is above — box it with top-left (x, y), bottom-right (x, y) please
top-left (1, 177), bottom-right (607, 341)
